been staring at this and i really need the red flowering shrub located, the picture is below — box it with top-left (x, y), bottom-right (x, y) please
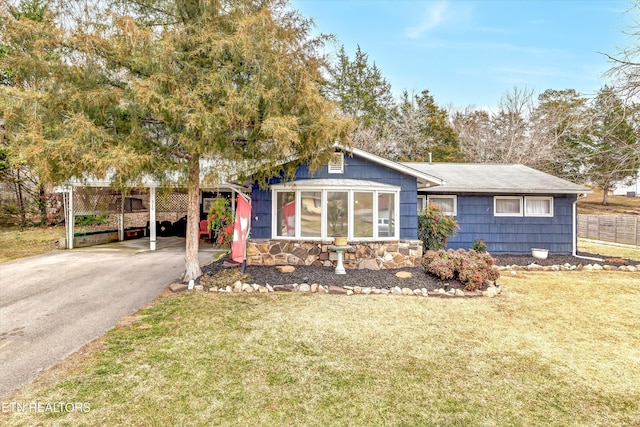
top-left (422, 249), bottom-right (500, 291)
top-left (422, 250), bottom-right (456, 280)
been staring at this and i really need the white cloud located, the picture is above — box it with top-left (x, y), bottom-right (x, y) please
top-left (405, 1), bottom-right (449, 39)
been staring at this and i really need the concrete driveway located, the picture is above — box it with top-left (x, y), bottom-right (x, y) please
top-left (0, 237), bottom-right (220, 398)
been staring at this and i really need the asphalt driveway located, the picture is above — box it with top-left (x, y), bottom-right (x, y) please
top-left (0, 237), bottom-right (218, 398)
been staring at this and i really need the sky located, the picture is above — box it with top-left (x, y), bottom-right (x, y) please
top-left (291, 0), bottom-right (636, 109)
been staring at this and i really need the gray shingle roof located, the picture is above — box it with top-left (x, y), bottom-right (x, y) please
top-left (402, 163), bottom-right (590, 194)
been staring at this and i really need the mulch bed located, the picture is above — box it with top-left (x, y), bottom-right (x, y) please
top-left (201, 252), bottom-right (636, 292)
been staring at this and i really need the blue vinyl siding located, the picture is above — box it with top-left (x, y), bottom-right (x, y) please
top-left (250, 154), bottom-right (419, 239)
top-left (438, 194), bottom-right (577, 254)
top-left (250, 187), bottom-right (272, 240)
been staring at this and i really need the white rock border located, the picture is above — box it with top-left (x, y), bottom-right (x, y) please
top-left (177, 280), bottom-right (504, 298)
top-left (498, 262), bottom-right (639, 272)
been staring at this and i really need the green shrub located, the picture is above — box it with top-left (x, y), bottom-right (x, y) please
top-left (470, 239), bottom-right (488, 253)
top-left (207, 197), bottom-right (234, 247)
top-left (422, 248), bottom-right (500, 291)
top-left (74, 214), bottom-right (111, 226)
top-left (417, 204), bottom-right (459, 252)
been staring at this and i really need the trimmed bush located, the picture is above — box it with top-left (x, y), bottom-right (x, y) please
top-left (422, 248), bottom-right (500, 291)
top-left (417, 204), bottom-right (459, 252)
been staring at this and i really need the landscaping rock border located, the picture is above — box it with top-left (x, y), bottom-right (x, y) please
top-left (178, 279), bottom-right (503, 298)
top-left (498, 262), bottom-right (639, 272)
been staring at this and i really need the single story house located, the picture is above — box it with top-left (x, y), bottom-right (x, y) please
top-left (612, 170), bottom-right (640, 197)
top-left (244, 148), bottom-right (591, 269)
top-left (61, 146), bottom-right (590, 270)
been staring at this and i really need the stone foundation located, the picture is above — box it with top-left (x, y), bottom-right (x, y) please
top-left (246, 239), bottom-right (423, 270)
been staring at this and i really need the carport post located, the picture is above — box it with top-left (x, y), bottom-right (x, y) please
top-left (66, 187), bottom-right (74, 249)
top-left (149, 186), bottom-right (157, 251)
top-left (118, 192), bottom-right (125, 241)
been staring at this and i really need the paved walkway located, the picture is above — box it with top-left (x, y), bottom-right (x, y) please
top-left (0, 237), bottom-right (221, 398)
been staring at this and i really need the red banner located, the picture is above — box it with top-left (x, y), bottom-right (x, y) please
top-left (231, 193), bottom-right (251, 264)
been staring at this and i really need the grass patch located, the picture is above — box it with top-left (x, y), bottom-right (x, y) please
top-left (578, 238), bottom-right (640, 261)
top-left (0, 226), bottom-right (65, 263)
top-left (3, 271), bottom-right (640, 426)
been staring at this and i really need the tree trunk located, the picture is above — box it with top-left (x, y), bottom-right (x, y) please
top-left (14, 169), bottom-right (26, 226)
top-left (38, 184), bottom-right (47, 224)
top-left (602, 184), bottom-right (609, 206)
top-left (183, 154), bottom-right (202, 282)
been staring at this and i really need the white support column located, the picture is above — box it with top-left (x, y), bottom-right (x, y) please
top-left (118, 192), bottom-right (125, 241)
top-left (149, 186), bottom-right (157, 251)
top-left (67, 188), bottom-right (74, 249)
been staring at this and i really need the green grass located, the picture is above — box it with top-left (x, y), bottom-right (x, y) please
top-left (0, 226), bottom-right (65, 263)
top-left (3, 271), bottom-right (640, 426)
top-left (578, 238), bottom-right (640, 261)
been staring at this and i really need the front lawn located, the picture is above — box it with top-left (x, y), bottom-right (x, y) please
top-left (0, 226), bottom-right (64, 263)
top-left (3, 271), bottom-right (639, 426)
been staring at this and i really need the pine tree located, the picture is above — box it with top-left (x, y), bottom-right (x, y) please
top-left (1, 0), bottom-right (351, 279)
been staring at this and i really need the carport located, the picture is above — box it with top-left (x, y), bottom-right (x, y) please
top-left (61, 175), bottom-right (249, 251)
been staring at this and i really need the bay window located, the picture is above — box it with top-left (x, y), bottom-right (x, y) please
top-left (354, 192), bottom-right (373, 238)
top-left (300, 191), bottom-right (322, 237)
top-left (272, 181), bottom-right (400, 240)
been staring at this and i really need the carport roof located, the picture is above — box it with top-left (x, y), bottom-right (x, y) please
top-left (63, 159), bottom-right (247, 191)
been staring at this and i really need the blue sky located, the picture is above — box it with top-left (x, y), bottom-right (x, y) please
top-left (291, 0), bottom-right (635, 109)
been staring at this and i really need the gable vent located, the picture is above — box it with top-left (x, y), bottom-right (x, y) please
top-left (328, 152), bottom-right (344, 174)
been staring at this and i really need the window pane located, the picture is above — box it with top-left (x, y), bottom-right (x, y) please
top-left (526, 198), bottom-right (551, 215)
top-left (496, 198), bottom-right (521, 214)
top-left (276, 192), bottom-right (296, 237)
top-left (327, 191), bottom-right (349, 237)
top-left (430, 197), bottom-right (454, 214)
top-left (378, 193), bottom-right (395, 238)
top-left (300, 191), bottom-right (322, 237)
top-left (354, 192), bottom-right (373, 238)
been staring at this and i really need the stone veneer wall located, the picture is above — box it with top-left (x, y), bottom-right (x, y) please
top-left (246, 239), bottom-right (423, 270)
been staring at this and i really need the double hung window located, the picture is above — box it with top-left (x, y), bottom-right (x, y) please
top-left (427, 195), bottom-right (457, 216)
top-left (494, 196), bottom-right (554, 217)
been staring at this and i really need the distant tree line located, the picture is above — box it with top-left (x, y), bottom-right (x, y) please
top-left (324, 46), bottom-right (640, 206)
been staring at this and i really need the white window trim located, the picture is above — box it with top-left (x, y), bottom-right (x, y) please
top-left (427, 195), bottom-right (457, 216)
top-left (417, 195), bottom-right (426, 213)
top-left (524, 196), bottom-right (554, 217)
top-left (271, 184), bottom-right (400, 241)
top-left (494, 196), bottom-right (523, 217)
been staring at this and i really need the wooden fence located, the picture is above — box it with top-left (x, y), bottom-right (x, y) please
top-left (578, 214), bottom-right (640, 246)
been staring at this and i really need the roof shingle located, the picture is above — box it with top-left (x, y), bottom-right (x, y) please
top-left (402, 163), bottom-right (590, 194)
